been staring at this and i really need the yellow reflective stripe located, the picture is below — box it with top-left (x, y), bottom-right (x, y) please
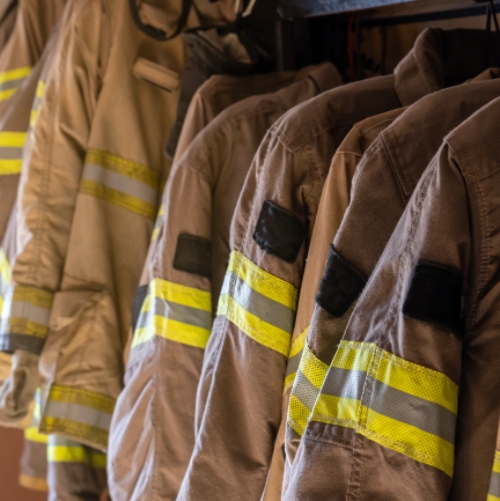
top-left (309, 341), bottom-right (458, 476)
top-left (0, 88), bottom-right (16, 101)
top-left (226, 250), bottom-right (298, 309)
top-left (360, 406), bottom-right (454, 476)
top-left (132, 278), bottom-right (212, 349)
top-left (24, 426), bottom-right (48, 444)
top-left (41, 417), bottom-right (109, 449)
top-left (494, 451), bottom-right (500, 474)
top-left (487, 496), bottom-right (500, 501)
top-left (80, 179), bottom-right (157, 220)
top-left (19, 473), bottom-right (48, 492)
top-left (86, 149), bottom-right (158, 187)
top-left (47, 445), bottom-right (107, 468)
top-left (289, 326), bottom-right (308, 359)
top-left (35, 79), bottom-right (45, 99)
top-left (0, 66), bottom-right (31, 84)
top-left (0, 248), bottom-right (11, 286)
top-left (374, 352), bottom-right (458, 413)
top-left (10, 287), bottom-right (53, 310)
top-left (0, 131), bottom-right (26, 147)
top-left (300, 345), bottom-right (329, 389)
top-left (46, 385), bottom-right (115, 414)
top-left (0, 159), bottom-right (22, 174)
top-left (288, 395), bottom-right (311, 436)
top-left (151, 277), bottom-right (211, 312)
top-left (134, 315), bottom-right (211, 349)
top-left (218, 294), bottom-right (290, 356)
top-left (81, 149), bottom-right (160, 220)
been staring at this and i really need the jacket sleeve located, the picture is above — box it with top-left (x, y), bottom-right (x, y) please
top-left (0, 0), bottom-right (105, 357)
top-left (177, 124), bottom-right (320, 501)
top-left (284, 144), bottom-right (471, 500)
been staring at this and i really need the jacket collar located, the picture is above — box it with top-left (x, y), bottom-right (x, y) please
top-left (394, 28), bottom-right (500, 106)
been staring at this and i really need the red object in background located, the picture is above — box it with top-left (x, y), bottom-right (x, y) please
top-left (0, 427), bottom-right (46, 501)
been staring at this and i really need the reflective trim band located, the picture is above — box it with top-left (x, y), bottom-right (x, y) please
top-left (488, 451), bottom-right (500, 500)
top-left (80, 149), bottom-right (160, 220)
top-left (48, 436), bottom-right (106, 468)
top-left (0, 248), bottom-right (11, 309)
top-left (0, 286), bottom-right (54, 354)
top-left (284, 326), bottom-right (309, 390)
top-left (30, 80), bottom-right (45, 127)
top-left (287, 344), bottom-right (328, 436)
top-left (40, 385), bottom-right (115, 449)
top-left (0, 132), bottom-right (26, 175)
top-left (217, 250), bottom-right (297, 356)
top-left (151, 203), bottom-right (165, 242)
top-left (25, 387), bottom-right (47, 443)
top-left (310, 341), bottom-right (458, 476)
top-left (132, 278), bottom-right (212, 349)
top-left (19, 473), bottom-right (48, 492)
top-left (0, 66), bottom-right (31, 101)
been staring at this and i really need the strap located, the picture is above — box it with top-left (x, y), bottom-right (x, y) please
top-left (128, 0), bottom-right (193, 41)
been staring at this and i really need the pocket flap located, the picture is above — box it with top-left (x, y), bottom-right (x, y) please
top-left (133, 58), bottom-right (180, 92)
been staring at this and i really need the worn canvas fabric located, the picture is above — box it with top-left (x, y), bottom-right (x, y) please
top-left (177, 29), bottom-right (500, 501)
top-left (108, 62), bottom-right (341, 501)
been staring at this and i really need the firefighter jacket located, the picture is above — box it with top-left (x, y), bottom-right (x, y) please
top-left (0, 0), bottom-right (64, 114)
top-left (0, 1), bottom-right (18, 54)
top-left (0, 0), bottom-right (186, 452)
top-left (263, 106), bottom-right (406, 501)
top-left (283, 79), bottom-right (500, 501)
top-left (177, 28), bottom-right (500, 501)
top-left (488, 419), bottom-right (500, 500)
top-left (108, 62), bottom-right (341, 501)
top-left (173, 70), bottom-right (314, 165)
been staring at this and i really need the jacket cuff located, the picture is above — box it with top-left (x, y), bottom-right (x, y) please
top-left (39, 384), bottom-right (115, 450)
top-left (0, 286), bottom-right (54, 354)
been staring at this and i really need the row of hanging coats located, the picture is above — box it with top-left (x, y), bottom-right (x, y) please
top-left (1, 0), bottom-right (500, 500)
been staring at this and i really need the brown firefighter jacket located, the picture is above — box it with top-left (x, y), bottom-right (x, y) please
top-left (0, 0), bottom-right (186, 451)
top-left (283, 77), bottom-right (500, 501)
top-left (108, 62), bottom-right (341, 501)
top-left (287, 94), bottom-right (500, 501)
top-left (263, 105), bottom-right (406, 501)
top-left (0, 1), bottom-right (18, 54)
top-left (177, 29), bottom-right (500, 501)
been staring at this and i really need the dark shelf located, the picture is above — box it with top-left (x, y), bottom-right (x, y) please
top-left (278, 0), bottom-right (421, 18)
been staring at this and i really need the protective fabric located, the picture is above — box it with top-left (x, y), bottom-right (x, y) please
top-left (108, 62), bottom-right (341, 501)
top-left (178, 29), bottom-right (500, 501)
top-left (283, 77), bottom-right (500, 501)
top-left (0, 0), bottom-right (186, 453)
top-left (0, 1), bottom-right (18, 53)
top-left (263, 106), bottom-right (405, 501)
top-left (0, 0), bottom-right (64, 114)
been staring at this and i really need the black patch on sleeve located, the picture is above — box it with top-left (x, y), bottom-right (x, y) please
top-left (403, 260), bottom-right (463, 335)
top-left (252, 200), bottom-right (306, 263)
top-left (173, 233), bottom-right (212, 279)
top-left (281, 444), bottom-right (286, 461)
top-left (315, 245), bottom-right (367, 318)
top-left (132, 285), bottom-right (148, 331)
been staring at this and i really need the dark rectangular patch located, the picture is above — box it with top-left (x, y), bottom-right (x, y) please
top-left (316, 245), bottom-right (367, 318)
top-left (403, 260), bottom-right (463, 335)
top-left (132, 285), bottom-right (148, 331)
top-left (173, 233), bottom-right (212, 279)
top-left (252, 200), bottom-right (306, 264)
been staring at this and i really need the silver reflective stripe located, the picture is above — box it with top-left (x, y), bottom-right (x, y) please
top-left (227, 272), bottom-right (295, 332)
top-left (490, 471), bottom-right (500, 497)
top-left (4, 300), bottom-right (51, 325)
top-left (321, 367), bottom-right (365, 400)
top-left (83, 163), bottom-right (157, 205)
top-left (286, 349), bottom-right (303, 378)
top-left (321, 366), bottom-right (456, 444)
top-left (293, 371), bottom-right (320, 411)
top-left (0, 146), bottom-right (23, 159)
top-left (137, 296), bottom-right (212, 331)
top-left (44, 400), bottom-right (112, 431)
top-left (0, 77), bottom-right (26, 91)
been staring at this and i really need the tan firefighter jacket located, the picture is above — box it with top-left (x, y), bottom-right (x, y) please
top-left (0, 1), bottom-right (18, 54)
top-left (108, 62), bottom-right (341, 501)
top-left (0, 0), bottom-right (64, 114)
top-left (287, 94), bottom-right (500, 501)
top-left (263, 105), bottom-right (406, 501)
top-left (0, 0), bottom-right (186, 452)
top-left (283, 78), bottom-right (500, 501)
top-left (177, 29), bottom-right (500, 501)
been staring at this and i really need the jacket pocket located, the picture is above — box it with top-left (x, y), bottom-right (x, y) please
top-left (133, 58), bottom-right (180, 92)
